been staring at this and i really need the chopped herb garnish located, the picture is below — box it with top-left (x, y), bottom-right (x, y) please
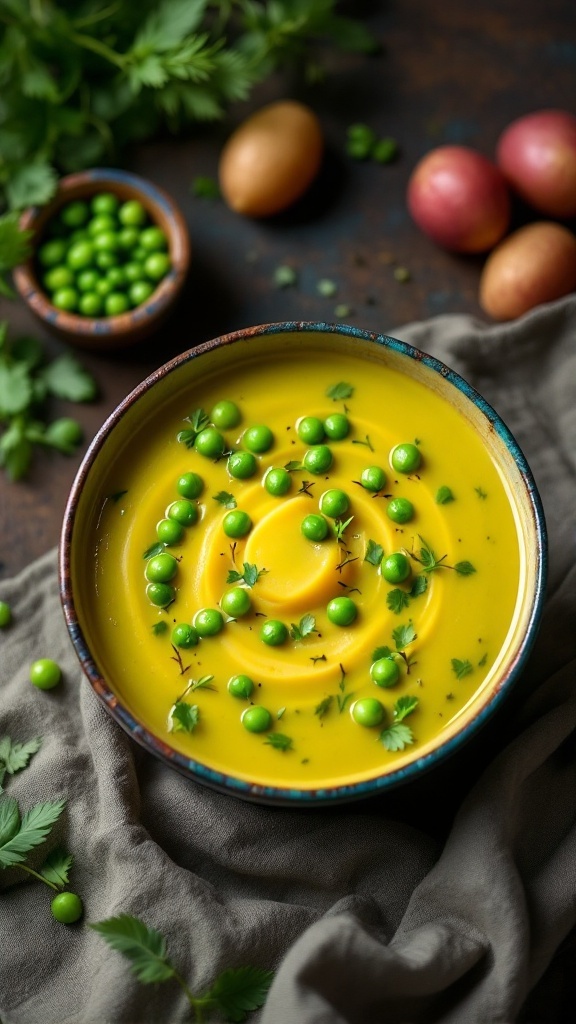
top-left (108, 490), bottom-right (128, 503)
top-left (409, 574), bottom-right (428, 597)
top-left (364, 539), bottom-right (384, 566)
top-left (451, 658), bottom-right (473, 680)
top-left (310, 654), bottom-right (327, 664)
top-left (264, 733), bottom-right (293, 751)
top-left (226, 562), bottom-right (268, 588)
top-left (393, 695), bottom-right (419, 721)
top-left (298, 480), bottom-right (315, 496)
top-left (290, 614), bottom-right (317, 641)
top-left (143, 541), bottom-right (166, 560)
top-left (379, 695), bottom-right (419, 751)
top-left (326, 382), bottom-right (354, 401)
top-left (213, 490), bottom-right (237, 509)
top-left (453, 561), bottom-right (476, 576)
top-left (351, 434), bottom-right (374, 451)
top-left (475, 487), bottom-right (488, 499)
top-left (284, 460), bottom-right (302, 472)
top-left (315, 696), bottom-right (333, 719)
top-left (436, 485), bottom-right (455, 504)
top-left (277, 707), bottom-right (286, 720)
top-left (152, 621), bottom-right (168, 637)
top-left (335, 554), bottom-right (358, 573)
top-left (409, 536), bottom-right (475, 576)
top-left (392, 623), bottom-right (417, 650)
top-left (478, 652), bottom-right (488, 667)
top-left (332, 516), bottom-right (354, 543)
top-left (386, 588), bottom-right (410, 614)
top-left (169, 702), bottom-right (199, 734)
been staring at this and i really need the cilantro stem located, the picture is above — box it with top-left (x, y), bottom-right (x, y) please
top-left (17, 863), bottom-right (59, 892)
top-left (68, 29), bottom-right (126, 68)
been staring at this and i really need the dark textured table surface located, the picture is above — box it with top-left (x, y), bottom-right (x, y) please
top-left (1, 0), bottom-right (575, 580)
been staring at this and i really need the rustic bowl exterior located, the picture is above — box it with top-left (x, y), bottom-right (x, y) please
top-left (13, 168), bottom-right (190, 350)
top-left (59, 321), bottom-right (548, 804)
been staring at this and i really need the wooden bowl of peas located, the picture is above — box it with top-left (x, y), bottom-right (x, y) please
top-left (13, 168), bottom-right (190, 350)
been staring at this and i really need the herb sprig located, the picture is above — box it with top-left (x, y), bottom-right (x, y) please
top-left (408, 536), bottom-right (476, 576)
top-left (379, 695), bottom-right (419, 751)
top-left (227, 563), bottom-right (268, 588)
top-left (91, 913), bottom-right (274, 1022)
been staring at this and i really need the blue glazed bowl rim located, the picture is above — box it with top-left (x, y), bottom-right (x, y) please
top-left (60, 320), bottom-right (548, 805)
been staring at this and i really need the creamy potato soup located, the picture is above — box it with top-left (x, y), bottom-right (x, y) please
top-left (75, 333), bottom-right (524, 792)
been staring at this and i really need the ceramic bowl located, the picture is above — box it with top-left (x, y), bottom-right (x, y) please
top-left (13, 168), bottom-right (190, 350)
top-left (59, 321), bottom-right (547, 804)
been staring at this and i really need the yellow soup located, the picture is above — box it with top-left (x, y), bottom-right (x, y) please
top-left (73, 331), bottom-right (526, 794)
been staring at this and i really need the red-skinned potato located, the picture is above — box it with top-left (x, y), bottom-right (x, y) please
top-left (218, 100), bottom-right (323, 218)
top-left (479, 221), bottom-right (576, 321)
top-left (407, 145), bottom-right (511, 253)
top-left (496, 109), bottom-right (576, 219)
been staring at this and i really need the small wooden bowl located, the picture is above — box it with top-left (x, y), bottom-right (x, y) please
top-left (13, 168), bottom-right (190, 350)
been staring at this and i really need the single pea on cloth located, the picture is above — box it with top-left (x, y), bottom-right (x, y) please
top-left (1, 296), bottom-right (576, 1024)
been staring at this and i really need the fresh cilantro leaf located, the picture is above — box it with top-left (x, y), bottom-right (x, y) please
top-left (451, 658), bottom-right (473, 680)
top-left (326, 382), bottom-right (354, 400)
top-left (0, 212), bottom-right (33, 294)
top-left (227, 562), bottom-right (267, 588)
top-left (152, 621), bottom-right (168, 636)
top-left (0, 737), bottom-right (42, 788)
top-left (39, 847), bottom-right (73, 888)
top-left (207, 964), bottom-right (275, 1022)
top-left (386, 588), bottom-right (410, 614)
top-left (284, 460), bottom-right (302, 472)
top-left (436, 485), bottom-right (455, 504)
top-left (372, 645), bottom-right (392, 662)
top-left (5, 162), bottom-right (58, 210)
top-left (290, 613), bottom-right (317, 641)
top-left (454, 561), bottom-right (476, 576)
top-left (213, 490), bottom-right (237, 509)
top-left (364, 539), bottom-right (383, 566)
top-left (392, 623), bottom-right (417, 651)
top-left (10, 335), bottom-right (44, 370)
top-left (0, 362), bottom-right (33, 416)
top-left (0, 427), bottom-right (33, 480)
top-left (169, 702), bottom-right (199, 734)
top-left (416, 538), bottom-right (444, 572)
top-left (393, 695), bottom-right (419, 722)
top-left (379, 723), bottom-right (415, 752)
top-left (40, 354), bottom-right (98, 402)
top-left (263, 734), bottom-right (293, 752)
top-left (409, 574), bottom-right (428, 598)
top-left (314, 695), bottom-right (333, 719)
top-left (0, 797), bottom-right (65, 868)
top-left (90, 914), bottom-right (176, 984)
top-left (143, 542), bottom-right (166, 559)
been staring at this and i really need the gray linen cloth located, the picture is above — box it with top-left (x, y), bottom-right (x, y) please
top-left (1, 296), bottom-right (575, 1024)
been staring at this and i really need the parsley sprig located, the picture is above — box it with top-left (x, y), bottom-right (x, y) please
top-left (91, 913), bottom-right (274, 1022)
top-left (379, 695), bottom-right (419, 751)
top-left (0, 735), bottom-right (42, 793)
top-left (289, 614), bottom-right (317, 641)
top-left (372, 622), bottom-right (418, 673)
top-left (227, 563), bottom-right (268, 588)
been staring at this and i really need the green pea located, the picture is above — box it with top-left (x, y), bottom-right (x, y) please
top-left (241, 706), bottom-right (272, 733)
top-left (76, 269), bottom-right (100, 293)
top-left (386, 497), bottom-right (414, 524)
top-left (351, 697), bottom-right (385, 727)
top-left (222, 510), bottom-right (252, 538)
top-left (140, 226), bottom-right (168, 251)
top-left (52, 287), bottom-right (78, 312)
top-left (194, 427), bottom-right (226, 459)
top-left (171, 623), bottom-right (199, 649)
top-left (156, 518), bottom-right (184, 545)
top-left (145, 552), bottom-right (178, 583)
top-left (78, 292), bottom-right (103, 317)
top-left (93, 230), bottom-right (120, 254)
top-left (360, 465), bottom-right (387, 491)
top-left (66, 241), bottom-right (94, 271)
top-left (228, 674), bottom-right (254, 699)
top-left (243, 424), bottom-right (274, 453)
top-left (43, 266), bottom-right (74, 292)
top-left (107, 196), bottom-right (138, 225)
top-left (167, 499), bottom-right (198, 526)
top-left (106, 266), bottom-right (127, 290)
top-left (129, 280), bottom-right (154, 306)
top-left (390, 442), bottom-right (421, 474)
top-left (303, 445), bottom-right (332, 475)
top-left (124, 261), bottom-right (146, 284)
top-left (60, 200), bottom-right (90, 228)
top-left (0, 600), bottom-right (12, 628)
top-left (177, 472), bottom-right (204, 499)
top-left (91, 192), bottom-right (119, 217)
top-left (381, 552), bottom-right (411, 584)
top-left (221, 587), bottom-right (252, 617)
top-left (146, 582), bottom-right (175, 607)
top-left (118, 226), bottom-right (140, 251)
top-left (68, 229), bottom-right (88, 244)
top-left (228, 450), bottom-right (257, 479)
top-left (144, 252), bottom-right (171, 282)
top-left (319, 488), bottom-right (349, 518)
top-left (94, 250), bottom-right (120, 270)
top-left (297, 416), bottom-right (325, 444)
top-left (38, 239), bottom-right (67, 268)
top-left (211, 400), bottom-right (241, 429)
top-left (301, 514), bottom-right (329, 542)
top-left (95, 278), bottom-right (113, 298)
top-left (370, 657), bottom-right (400, 688)
top-left (259, 619), bottom-right (288, 646)
top-left (324, 412), bottom-right (350, 440)
top-left (104, 292), bottom-right (130, 317)
top-left (87, 214), bottom-right (117, 237)
top-left (326, 596), bottom-right (357, 626)
top-left (29, 658), bottom-right (61, 690)
top-left (193, 608), bottom-right (224, 637)
top-left (51, 891), bottom-right (83, 924)
top-left (263, 467), bottom-right (291, 496)
top-left (133, 245), bottom-right (148, 262)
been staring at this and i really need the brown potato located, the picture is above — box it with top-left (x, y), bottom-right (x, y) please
top-left (479, 221), bottom-right (576, 320)
top-left (218, 100), bottom-right (323, 217)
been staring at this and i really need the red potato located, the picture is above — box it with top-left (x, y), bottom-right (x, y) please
top-left (218, 100), bottom-right (323, 218)
top-left (407, 145), bottom-right (511, 253)
top-left (496, 109), bottom-right (576, 219)
top-left (478, 221), bottom-right (576, 320)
